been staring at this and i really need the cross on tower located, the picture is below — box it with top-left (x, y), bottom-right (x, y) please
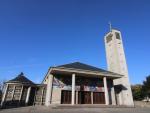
top-left (109, 22), bottom-right (112, 32)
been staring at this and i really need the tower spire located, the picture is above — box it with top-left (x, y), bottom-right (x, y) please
top-left (109, 21), bottom-right (112, 32)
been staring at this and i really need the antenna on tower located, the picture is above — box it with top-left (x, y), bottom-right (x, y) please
top-left (109, 21), bottom-right (112, 32)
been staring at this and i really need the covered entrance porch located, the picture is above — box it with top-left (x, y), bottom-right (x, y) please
top-left (44, 62), bottom-right (123, 106)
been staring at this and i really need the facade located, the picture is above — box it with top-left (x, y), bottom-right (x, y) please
top-left (1, 62), bottom-right (124, 108)
top-left (1, 28), bottom-right (134, 108)
top-left (104, 29), bottom-right (134, 106)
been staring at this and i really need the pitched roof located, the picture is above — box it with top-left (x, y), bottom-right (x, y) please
top-left (6, 72), bottom-right (34, 84)
top-left (42, 62), bottom-right (123, 83)
top-left (56, 62), bottom-right (105, 71)
top-left (55, 62), bottom-right (120, 75)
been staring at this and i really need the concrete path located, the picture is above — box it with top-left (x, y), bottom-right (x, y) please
top-left (0, 106), bottom-right (150, 113)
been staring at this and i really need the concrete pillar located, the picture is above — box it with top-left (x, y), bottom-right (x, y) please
top-left (91, 92), bottom-right (93, 104)
top-left (11, 85), bottom-right (16, 100)
top-left (76, 91), bottom-right (78, 104)
top-left (19, 85), bottom-right (24, 102)
top-left (45, 74), bottom-right (53, 106)
top-left (41, 87), bottom-right (44, 105)
top-left (25, 87), bottom-right (31, 104)
top-left (71, 73), bottom-right (75, 105)
top-left (111, 86), bottom-right (116, 105)
top-left (1, 84), bottom-right (8, 106)
top-left (103, 77), bottom-right (109, 105)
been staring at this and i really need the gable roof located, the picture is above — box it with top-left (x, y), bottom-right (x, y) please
top-left (6, 72), bottom-right (34, 85)
top-left (55, 62), bottom-right (114, 74)
top-left (50, 62), bottom-right (123, 77)
top-left (42, 62), bottom-right (123, 83)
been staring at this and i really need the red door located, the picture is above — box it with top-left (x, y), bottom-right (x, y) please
top-left (78, 91), bottom-right (91, 104)
top-left (93, 92), bottom-right (105, 104)
top-left (61, 90), bottom-right (71, 104)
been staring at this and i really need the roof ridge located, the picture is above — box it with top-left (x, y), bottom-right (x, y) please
top-left (55, 61), bottom-right (81, 67)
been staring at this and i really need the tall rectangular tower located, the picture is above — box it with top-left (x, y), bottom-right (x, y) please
top-left (104, 29), bottom-right (134, 106)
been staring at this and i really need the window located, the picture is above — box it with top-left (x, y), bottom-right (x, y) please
top-left (13, 86), bottom-right (22, 100)
top-left (106, 34), bottom-right (113, 43)
top-left (115, 32), bottom-right (120, 39)
top-left (6, 85), bottom-right (14, 100)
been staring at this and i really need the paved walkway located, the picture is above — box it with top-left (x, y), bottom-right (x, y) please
top-left (0, 106), bottom-right (150, 113)
top-left (51, 104), bottom-right (134, 109)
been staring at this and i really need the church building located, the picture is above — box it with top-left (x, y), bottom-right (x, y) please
top-left (0, 28), bottom-right (134, 108)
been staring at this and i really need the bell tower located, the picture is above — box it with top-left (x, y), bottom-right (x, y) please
top-left (104, 24), bottom-right (134, 106)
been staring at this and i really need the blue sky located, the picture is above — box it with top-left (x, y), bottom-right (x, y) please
top-left (0, 0), bottom-right (150, 84)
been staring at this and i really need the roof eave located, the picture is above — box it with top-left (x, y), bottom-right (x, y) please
top-left (50, 67), bottom-right (123, 79)
top-left (42, 67), bottom-right (53, 83)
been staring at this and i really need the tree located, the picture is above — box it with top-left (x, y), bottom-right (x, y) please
top-left (142, 75), bottom-right (150, 101)
top-left (0, 80), bottom-right (4, 103)
top-left (0, 80), bottom-right (6, 102)
top-left (0, 81), bottom-right (3, 91)
top-left (131, 84), bottom-right (143, 100)
top-left (0, 80), bottom-right (5, 91)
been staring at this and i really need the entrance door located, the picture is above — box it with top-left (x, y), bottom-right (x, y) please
top-left (61, 90), bottom-right (71, 104)
top-left (93, 92), bottom-right (105, 104)
top-left (78, 91), bottom-right (91, 104)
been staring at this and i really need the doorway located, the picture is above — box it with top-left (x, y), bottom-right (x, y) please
top-left (61, 90), bottom-right (71, 104)
top-left (93, 92), bottom-right (105, 104)
top-left (78, 91), bottom-right (91, 104)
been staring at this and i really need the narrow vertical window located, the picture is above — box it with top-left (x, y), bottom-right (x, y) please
top-left (115, 32), bottom-right (120, 39)
top-left (106, 34), bottom-right (113, 43)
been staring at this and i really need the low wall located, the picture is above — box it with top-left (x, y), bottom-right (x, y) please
top-left (134, 101), bottom-right (150, 108)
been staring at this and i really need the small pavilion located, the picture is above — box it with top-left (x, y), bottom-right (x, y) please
top-left (1, 73), bottom-right (46, 108)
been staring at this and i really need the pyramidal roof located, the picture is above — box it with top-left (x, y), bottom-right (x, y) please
top-left (55, 62), bottom-right (113, 73)
top-left (6, 72), bottom-right (34, 84)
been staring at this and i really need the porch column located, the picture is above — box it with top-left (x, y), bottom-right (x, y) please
top-left (1, 84), bottom-right (8, 106)
top-left (71, 73), bottom-right (75, 105)
top-left (103, 77), bottom-right (109, 105)
top-left (91, 92), bottom-right (93, 104)
top-left (111, 86), bottom-right (116, 105)
top-left (76, 91), bottom-right (78, 104)
top-left (19, 85), bottom-right (24, 102)
top-left (41, 87), bottom-right (44, 105)
top-left (45, 74), bottom-right (53, 106)
top-left (25, 86), bottom-right (31, 105)
top-left (11, 85), bottom-right (16, 100)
